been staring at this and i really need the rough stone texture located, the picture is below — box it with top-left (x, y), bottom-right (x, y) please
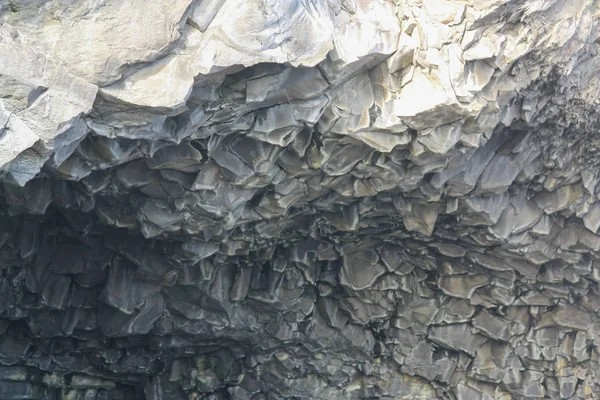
top-left (0, 0), bottom-right (599, 399)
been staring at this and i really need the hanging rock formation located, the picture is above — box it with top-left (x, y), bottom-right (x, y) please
top-left (1, 0), bottom-right (600, 399)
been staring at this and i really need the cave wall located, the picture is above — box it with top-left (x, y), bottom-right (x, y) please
top-left (1, 0), bottom-right (600, 399)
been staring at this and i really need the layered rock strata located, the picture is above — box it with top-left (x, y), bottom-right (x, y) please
top-left (1, 0), bottom-right (600, 399)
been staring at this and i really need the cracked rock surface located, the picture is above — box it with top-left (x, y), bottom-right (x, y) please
top-left (1, 0), bottom-right (600, 399)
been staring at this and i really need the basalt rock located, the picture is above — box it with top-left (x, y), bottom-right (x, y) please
top-left (0, 0), bottom-right (600, 399)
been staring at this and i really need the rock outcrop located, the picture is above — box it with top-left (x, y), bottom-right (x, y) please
top-left (1, 0), bottom-right (600, 399)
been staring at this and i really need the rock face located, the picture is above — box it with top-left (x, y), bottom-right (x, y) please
top-left (0, 0), bottom-right (600, 398)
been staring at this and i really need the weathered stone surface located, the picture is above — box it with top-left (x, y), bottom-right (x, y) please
top-left (429, 324), bottom-right (487, 356)
top-left (439, 274), bottom-right (489, 299)
top-left (0, 0), bottom-right (599, 399)
top-left (472, 309), bottom-right (510, 342)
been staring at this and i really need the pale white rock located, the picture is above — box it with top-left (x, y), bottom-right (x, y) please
top-left (417, 123), bottom-right (462, 154)
top-left (101, 0), bottom-right (336, 109)
top-left (463, 37), bottom-right (498, 61)
top-left (461, 29), bottom-right (482, 50)
top-left (463, 60), bottom-right (496, 92)
top-left (0, 30), bottom-right (97, 183)
top-left (388, 30), bottom-right (420, 74)
top-left (393, 68), bottom-right (465, 129)
top-left (422, 0), bottom-right (466, 25)
top-left (371, 101), bottom-right (411, 134)
top-left (188, 0), bottom-right (225, 32)
top-left (445, 43), bottom-right (473, 101)
top-left (416, 16), bottom-right (454, 50)
top-left (1, 0), bottom-right (194, 85)
top-left (322, 0), bottom-right (400, 84)
top-left (204, 0), bottom-right (335, 68)
top-left (470, 0), bottom-right (509, 12)
top-left (0, 102), bottom-right (38, 172)
top-left (100, 52), bottom-right (196, 110)
top-left (415, 48), bottom-right (444, 69)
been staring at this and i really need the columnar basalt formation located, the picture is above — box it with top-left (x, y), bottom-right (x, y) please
top-left (1, 0), bottom-right (600, 399)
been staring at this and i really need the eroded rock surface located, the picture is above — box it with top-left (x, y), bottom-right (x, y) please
top-left (1, 0), bottom-right (600, 399)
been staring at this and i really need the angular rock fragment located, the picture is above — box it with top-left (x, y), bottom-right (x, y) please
top-left (439, 274), bottom-right (489, 299)
top-left (471, 341), bottom-right (511, 383)
top-left (400, 202), bottom-right (440, 236)
top-left (533, 184), bottom-right (584, 214)
top-left (99, 258), bottom-right (161, 314)
top-left (537, 304), bottom-right (591, 331)
top-left (429, 324), bottom-right (487, 356)
top-left (472, 310), bottom-right (510, 342)
top-left (339, 249), bottom-right (386, 291)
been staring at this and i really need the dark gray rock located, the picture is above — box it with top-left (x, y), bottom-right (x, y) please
top-left (428, 324), bottom-right (487, 356)
top-left (99, 258), bottom-right (161, 315)
top-left (472, 310), bottom-right (510, 342)
top-left (0, 1), bottom-right (598, 398)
